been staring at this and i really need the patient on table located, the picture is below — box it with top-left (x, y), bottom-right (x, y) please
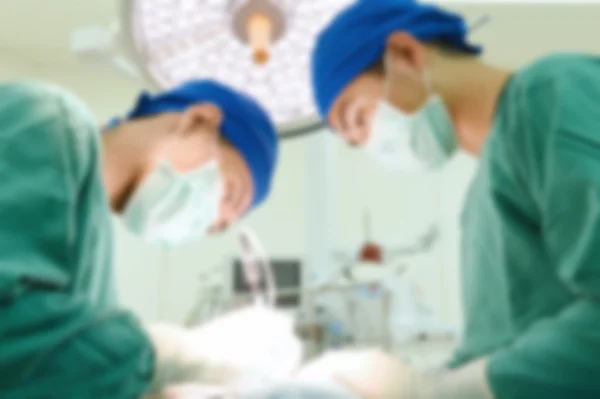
top-left (145, 303), bottom-right (364, 398)
top-left (155, 379), bottom-right (361, 399)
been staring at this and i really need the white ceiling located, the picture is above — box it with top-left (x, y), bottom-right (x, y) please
top-left (1, 1), bottom-right (600, 71)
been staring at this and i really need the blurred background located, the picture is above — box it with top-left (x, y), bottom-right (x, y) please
top-left (2, 0), bottom-right (599, 364)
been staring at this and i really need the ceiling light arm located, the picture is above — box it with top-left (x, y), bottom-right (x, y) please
top-left (70, 19), bottom-right (146, 82)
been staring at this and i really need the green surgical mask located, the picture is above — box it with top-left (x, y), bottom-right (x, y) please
top-left (122, 160), bottom-right (222, 246)
top-left (365, 69), bottom-right (458, 172)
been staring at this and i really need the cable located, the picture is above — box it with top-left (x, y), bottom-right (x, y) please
top-left (238, 227), bottom-right (278, 307)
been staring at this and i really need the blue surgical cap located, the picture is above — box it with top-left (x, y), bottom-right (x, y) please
top-left (312, 0), bottom-right (482, 119)
top-left (108, 80), bottom-right (279, 209)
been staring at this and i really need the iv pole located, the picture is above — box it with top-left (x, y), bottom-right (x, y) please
top-left (303, 130), bottom-right (336, 357)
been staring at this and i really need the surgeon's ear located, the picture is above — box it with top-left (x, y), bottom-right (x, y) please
top-left (177, 103), bottom-right (224, 136)
top-left (384, 32), bottom-right (428, 78)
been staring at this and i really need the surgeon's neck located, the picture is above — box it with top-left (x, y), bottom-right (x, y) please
top-left (101, 122), bottom-right (149, 213)
top-left (434, 56), bottom-right (512, 156)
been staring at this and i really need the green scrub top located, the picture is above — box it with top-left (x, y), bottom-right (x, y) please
top-left (0, 82), bottom-right (154, 398)
top-left (450, 54), bottom-right (600, 398)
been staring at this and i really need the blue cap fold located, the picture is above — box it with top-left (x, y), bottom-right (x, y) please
top-left (108, 80), bottom-right (279, 209)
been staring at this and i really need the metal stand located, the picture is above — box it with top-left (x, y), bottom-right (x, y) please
top-left (303, 131), bottom-right (336, 357)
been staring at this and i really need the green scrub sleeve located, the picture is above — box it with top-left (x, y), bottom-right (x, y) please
top-left (0, 291), bottom-right (155, 398)
top-left (487, 59), bottom-right (600, 398)
top-left (0, 81), bottom-right (156, 398)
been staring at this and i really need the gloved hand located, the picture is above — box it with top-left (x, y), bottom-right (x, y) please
top-left (185, 305), bottom-right (303, 390)
top-left (145, 323), bottom-right (241, 396)
top-left (296, 349), bottom-right (493, 399)
top-left (296, 349), bottom-right (413, 399)
top-left (145, 306), bottom-right (303, 398)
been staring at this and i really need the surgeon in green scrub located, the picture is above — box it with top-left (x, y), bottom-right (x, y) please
top-left (0, 80), bottom-right (279, 398)
top-left (298, 0), bottom-right (600, 398)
